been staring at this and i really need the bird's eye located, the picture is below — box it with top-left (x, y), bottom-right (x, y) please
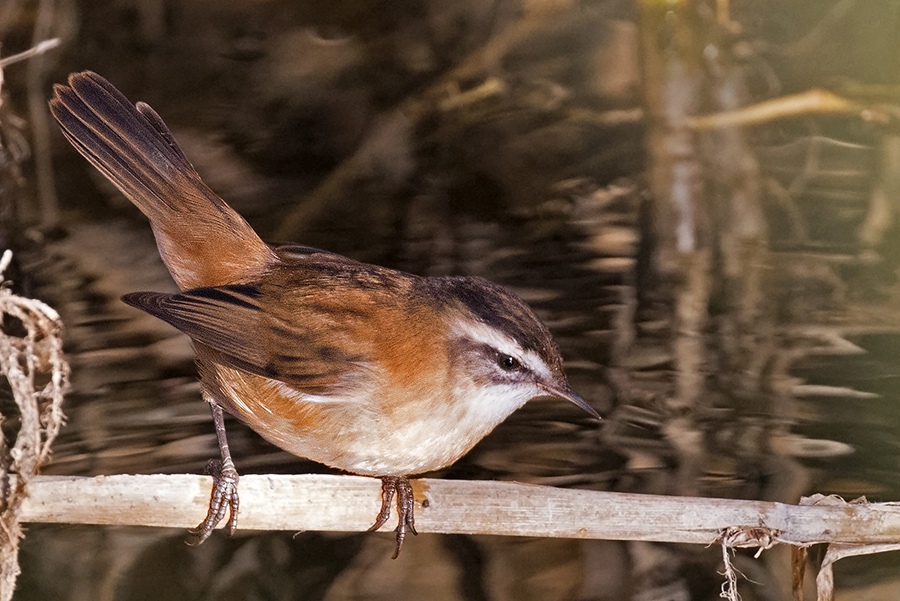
top-left (497, 353), bottom-right (521, 371)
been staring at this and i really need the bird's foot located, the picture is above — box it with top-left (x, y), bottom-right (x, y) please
top-left (368, 476), bottom-right (417, 559)
top-left (188, 457), bottom-right (240, 545)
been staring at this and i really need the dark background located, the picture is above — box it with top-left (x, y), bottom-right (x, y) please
top-left (2, 0), bottom-right (900, 599)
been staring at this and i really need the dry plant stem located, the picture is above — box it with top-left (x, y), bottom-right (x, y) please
top-left (0, 250), bottom-right (69, 601)
top-left (718, 526), bottom-right (778, 601)
top-left (19, 474), bottom-right (900, 547)
top-left (0, 38), bottom-right (60, 68)
top-left (701, 21), bottom-right (773, 419)
top-left (687, 89), bottom-right (862, 130)
top-left (815, 543), bottom-right (900, 601)
top-left (791, 546), bottom-right (808, 601)
top-left (859, 135), bottom-right (900, 248)
top-left (668, 251), bottom-right (710, 496)
top-left (27, 1), bottom-right (60, 227)
top-left (638, 0), bottom-right (709, 495)
top-left (720, 545), bottom-right (740, 601)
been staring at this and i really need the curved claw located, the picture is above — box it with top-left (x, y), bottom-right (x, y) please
top-left (368, 476), bottom-right (417, 558)
top-left (188, 458), bottom-right (240, 545)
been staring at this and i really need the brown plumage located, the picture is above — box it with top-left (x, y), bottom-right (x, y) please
top-left (50, 71), bottom-right (598, 557)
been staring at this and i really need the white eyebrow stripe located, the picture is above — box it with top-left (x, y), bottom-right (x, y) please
top-left (451, 318), bottom-right (523, 355)
top-left (450, 318), bottom-right (552, 380)
top-left (520, 348), bottom-right (552, 381)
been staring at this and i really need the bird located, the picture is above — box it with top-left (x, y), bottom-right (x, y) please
top-left (49, 71), bottom-right (599, 558)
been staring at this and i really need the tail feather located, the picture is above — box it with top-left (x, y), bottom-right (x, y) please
top-left (50, 72), bottom-right (196, 215)
top-left (50, 71), bottom-right (275, 289)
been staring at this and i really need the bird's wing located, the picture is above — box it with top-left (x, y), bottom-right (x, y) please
top-left (123, 284), bottom-right (371, 394)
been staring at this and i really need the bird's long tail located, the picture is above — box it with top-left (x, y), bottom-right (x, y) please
top-left (49, 71), bottom-right (275, 289)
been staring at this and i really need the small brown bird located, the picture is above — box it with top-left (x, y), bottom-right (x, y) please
top-left (49, 71), bottom-right (598, 557)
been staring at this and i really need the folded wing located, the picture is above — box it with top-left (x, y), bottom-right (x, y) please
top-left (123, 284), bottom-right (370, 394)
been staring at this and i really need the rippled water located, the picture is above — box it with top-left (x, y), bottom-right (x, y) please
top-left (6, 1), bottom-right (900, 598)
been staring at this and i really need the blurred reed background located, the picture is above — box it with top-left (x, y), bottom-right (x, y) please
top-left (1, 0), bottom-right (900, 599)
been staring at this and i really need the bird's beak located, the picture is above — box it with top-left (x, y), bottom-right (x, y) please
top-left (540, 384), bottom-right (601, 419)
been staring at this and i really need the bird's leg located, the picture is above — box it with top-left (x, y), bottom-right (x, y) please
top-left (393, 477), bottom-right (417, 557)
top-left (368, 478), bottom-right (396, 532)
top-left (188, 399), bottom-right (240, 545)
top-left (368, 476), bottom-right (417, 559)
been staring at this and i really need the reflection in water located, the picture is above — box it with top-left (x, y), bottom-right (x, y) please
top-left (5, 0), bottom-right (900, 599)
top-left (21, 172), bottom-right (900, 600)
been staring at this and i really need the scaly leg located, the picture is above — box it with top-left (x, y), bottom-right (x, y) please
top-left (368, 476), bottom-right (417, 558)
top-left (188, 399), bottom-right (240, 545)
